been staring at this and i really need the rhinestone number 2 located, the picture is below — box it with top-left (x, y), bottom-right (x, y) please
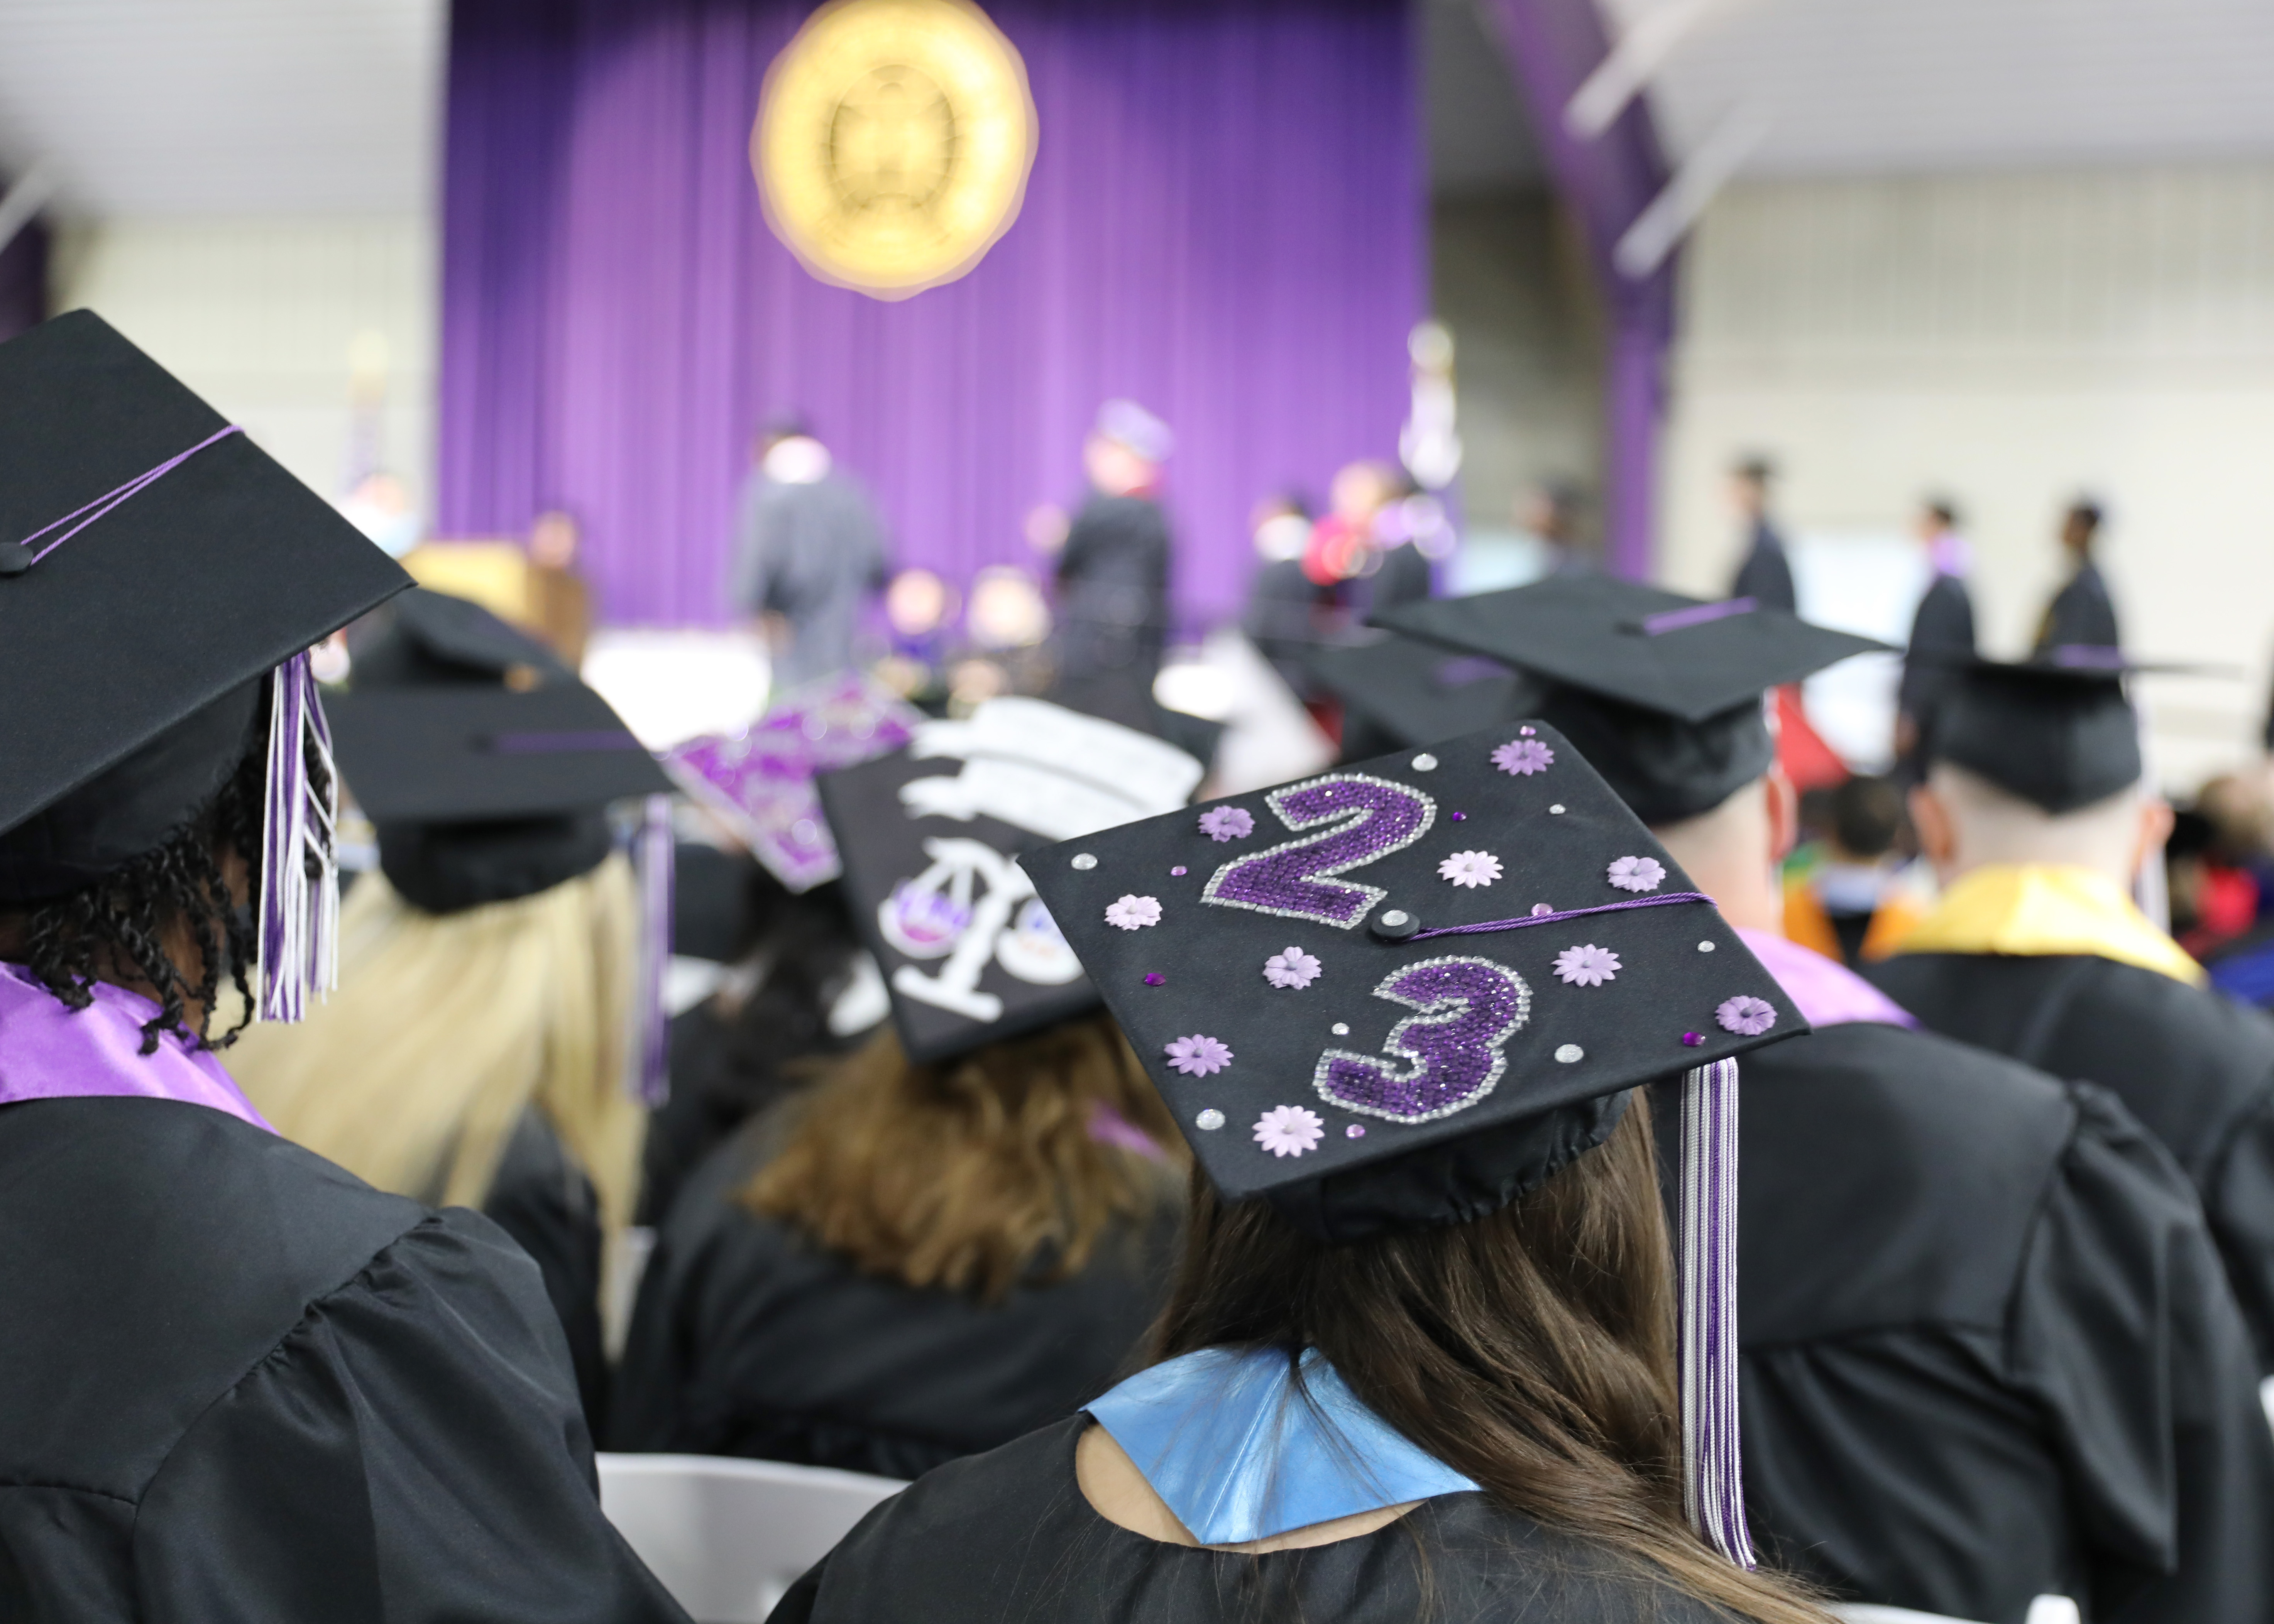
top-left (1314, 955), bottom-right (1531, 1123)
top-left (1201, 773), bottom-right (1435, 929)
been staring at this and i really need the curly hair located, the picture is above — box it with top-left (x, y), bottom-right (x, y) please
top-left (16, 744), bottom-right (271, 1055)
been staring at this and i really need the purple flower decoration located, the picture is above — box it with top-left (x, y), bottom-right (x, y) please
top-left (1716, 995), bottom-right (1778, 1036)
top-left (1437, 850), bottom-right (1502, 889)
top-left (1554, 944), bottom-right (1621, 987)
top-left (1105, 894), bottom-right (1162, 930)
top-left (1263, 946), bottom-right (1322, 989)
top-left (1606, 855), bottom-right (1665, 893)
top-left (1252, 1104), bottom-right (1324, 1158)
top-left (1166, 1034), bottom-right (1234, 1076)
top-left (1492, 738), bottom-right (1555, 777)
top-left (1198, 806), bottom-right (1255, 842)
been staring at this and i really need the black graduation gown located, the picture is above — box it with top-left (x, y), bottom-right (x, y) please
top-left (1053, 493), bottom-right (1172, 723)
top-left (1897, 572), bottom-right (1977, 754)
top-left (484, 1105), bottom-right (609, 1432)
top-left (1731, 520), bottom-right (1798, 613)
top-left (0, 1096), bottom-right (686, 1623)
top-left (2033, 559), bottom-right (2121, 654)
top-left (1652, 1022), bottom-right (2274, 1623)
top-left (1869, 950), bottom-right (2274, 1372)
top-left (768, 1413), bottom-right (1735, 1624)
top-left (611, 1116), bottom-right (1178, 1479)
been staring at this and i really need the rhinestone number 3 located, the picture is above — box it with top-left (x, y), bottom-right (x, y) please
top-left (1314, 955), bottom-right (1531, 1123)
top-left (1201, 774), bottom-right (1435, 929)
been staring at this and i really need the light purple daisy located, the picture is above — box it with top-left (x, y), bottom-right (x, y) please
top-left (1165, 1034), bottom-right (1233, 1076)
top-left (1554, 944), bottom-right (1621, 987)
top-left (1437, 850), bottom-right (1502, 889)
top-left (1263, 946), bottom-right (1322, 989)
top-left (1252, 1104), bottom-right (1325, 1158)
top-left (1492, 737), bottom-right (1555, 776)
top-left (1606, 855), bottom-right (1666, 893)
top-left (1716, 995), bottom-right (1778, 1036)
top-left (1104, 894), bottom-right (1162, 930)
top-left (1198, 806), bottom-right (1255, 842)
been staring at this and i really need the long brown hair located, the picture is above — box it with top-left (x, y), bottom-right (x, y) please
top-left (1153, 1093), bottom-right (1828, 1624)
top-left (744, 1011), bottom-right (1183, 1303)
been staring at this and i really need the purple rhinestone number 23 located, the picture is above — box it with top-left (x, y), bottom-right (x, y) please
top-left (1315, 956), bottom-right (1531, 1123)
top-left (1201, 773), bottom-right (1436, 929)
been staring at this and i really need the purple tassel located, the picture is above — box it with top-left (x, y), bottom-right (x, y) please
top-left (629, 793), bottom-right (674, 1107)
top-left (255, 652), bottom-right (338, 1023)
top-left (1679, 1056), bottom-right (1754, 1568)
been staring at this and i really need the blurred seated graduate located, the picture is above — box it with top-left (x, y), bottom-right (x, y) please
top-left (612, 698), bottom-right (1203, 1477)
top-left (226, 588), bottom-right (675, 1431)
top-left (1778, 773), bottom-right (1922, 966)
top-left (1303, 631), bottom-right (1542, 765)
top-left (1379, 578), bottom-right (2274, 1623)
top-left (0, 314), bottom-right (685, 1621)
top-left (1870, 653), bottom-right (2274, 1372)
top-left (646, 673), bottom-right (921, 1218)
top-left (775, 717), bottom-right (1832, 1624)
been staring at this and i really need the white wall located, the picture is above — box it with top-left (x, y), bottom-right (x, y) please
top-left (1659, 164), bottom-right (2274, 793)
top-left (48, 214), bottom-right (436, 521)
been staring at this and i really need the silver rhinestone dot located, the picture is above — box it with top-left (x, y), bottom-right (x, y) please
top-left (1548, 804), bottom-right (1566, 815)
top-left (1411, 753), bottom-right (1438, 771)
top-left (1070, 853), bottom-right (1097, 870)
top-left (1381, 910), bottom-right (1410, 927)
top-left (1332, 1023), bottom-right (1350, 1036)
top-left (1555, 1044), bottom-right (1584, 1064)
top-left (1195, 1109), bottom-right (1225, 1131)
top-left (1697, 941), bottom-right (1716, 952)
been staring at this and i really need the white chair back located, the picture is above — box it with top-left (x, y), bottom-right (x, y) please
top-left (1834, 1601), bottom-right (2079, 1624)
top-left (596, 1452), bottom-right (905, 1624)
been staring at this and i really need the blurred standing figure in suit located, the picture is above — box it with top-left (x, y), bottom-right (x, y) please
top-left (2033, 498), bottom-right (2120, 655)
top-left (1895, 497), bottom-right (1977, 781)
top-left (1049, 399), bottom-right (1175, 728)
top-left (729, 416), bottom-right (892, 691)
top-left (1727, 455), bottom-right (1796, 612)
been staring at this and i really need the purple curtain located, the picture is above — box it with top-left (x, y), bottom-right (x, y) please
top-left (440, 0), bottom-right (1421, 629)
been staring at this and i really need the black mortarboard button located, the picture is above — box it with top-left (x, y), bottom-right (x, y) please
top-left (0, 312), bottom-right (411, 902)
top-left (1369, 908), bottom-right (1421, 942)
top-left (1023, 720), bottom-right (1805, 1235)
top-left (1374, 576), bottom-right (1887, 825)
top-left (1925, 651), bottom-right (2214, 815)
top-left (817, 696), bottom-right (1204, 1064)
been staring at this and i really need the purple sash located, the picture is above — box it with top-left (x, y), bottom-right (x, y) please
top-left (1734, 928), bottom-right (1916, 1030)
top-left (0, 963), bottom-right (272, 1130)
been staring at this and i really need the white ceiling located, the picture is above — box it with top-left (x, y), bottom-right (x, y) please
top-left (0, 0), bottom-right (441, 215)
top-left (1, 0), bottom-right (2272, 218)
top-left (1601, 0), bottom-right (2274, 175)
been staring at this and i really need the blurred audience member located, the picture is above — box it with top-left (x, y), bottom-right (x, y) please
top-left (526, 507), bottom-right (593, 668)
top-left (1782, 774), bottom-right (1922, 966)
top-left (1727, 455), bottom-right (1796, 612)
top-left (1894, 496), bottom-right (1977, 780)
top-left (729, 415), bottom-right (892, 690)
top-left (1051, 399), bottom-right (1174, 729)
top-left (2033, 498), bottom-right (2120, 656)
top-left (1515, 478), bottom-right (1594, 577)
top-left (1240, 491), bottom-right (1319, 696)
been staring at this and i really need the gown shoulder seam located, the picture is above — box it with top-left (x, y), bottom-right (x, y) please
top-left (0, 1476), bottom-right (137, 1506)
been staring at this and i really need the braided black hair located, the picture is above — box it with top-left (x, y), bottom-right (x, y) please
top-left (16, 734), bottom-right (308, 1056)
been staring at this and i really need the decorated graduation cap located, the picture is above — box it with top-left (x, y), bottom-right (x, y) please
top-left (1305, 634), bottom-right (1544, 757)
top-left (0, 310), bottom-right (411, 1021)
top-left (817, 696), bottom-right (1203, 1064)
top-left (1925, 649), bottom-right (2181, 814)
top-left (1027, 720), bottom-right (1803, 1567)
top-left (664, 671), bottom-right (924, 893)
top-left (1375, 575), bottom-right (1886, 825)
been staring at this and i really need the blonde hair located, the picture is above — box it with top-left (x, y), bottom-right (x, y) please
top-left (745, 1012), bottom-right (1183, 1303)
top-left (227, 855), bottom-right (646, 1246)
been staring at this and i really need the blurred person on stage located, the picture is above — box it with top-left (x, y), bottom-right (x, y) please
top-left (1240, 490), bottom-right (1321, 698)
top-left (1047, 399), bottom-right (1175, 730)
top-left (728, 415), bottom-right (892, 690)
top-left (526, 507), bottom-right (593, 668)
top-left (1726, 455), bottom-right (1796, 612)
top-left (2032, 498), bottom-right (2120, 656)
top-left (1782, 774), bottom-right (1924, 967)
top-left (1517, 477), bottom-right (1596, 578)
top-left (1894, 497), bottom-right (1977, 781)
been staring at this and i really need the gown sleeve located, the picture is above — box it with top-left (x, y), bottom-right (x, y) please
top-left (2010, 1084), bottom-right (2274, 1622)
top-left (129, 1207), bottom-right (689, 1624)
top-left (2205, 1086), bottom-right (2274, 1374)
top-left (483, 1107), bottom-right (610, 1431)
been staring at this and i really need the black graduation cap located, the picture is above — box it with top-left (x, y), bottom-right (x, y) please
top-left (0, 311), bottom-right (411, 904)
top-left (331, 589), bottom-right (672, 913)
top-left (1023, 719), bottom-right (1804, 1239)
top-left (1305, 635), bottom-right (1545, 757)
top-left (1374, 576), bottom-right (1886, 825)
top-left (1926, 650), bottom-right (2174, 814)
top-left (816, 696), bottom-right (1205, 1064)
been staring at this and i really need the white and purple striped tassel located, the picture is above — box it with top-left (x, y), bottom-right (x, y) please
top-left (629, 793), bottom-right (674, 1107)
top-left (255, 652), bottom-right (339, 1023)
top-left (1679, 1056), bottom-right (1755, 1568)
